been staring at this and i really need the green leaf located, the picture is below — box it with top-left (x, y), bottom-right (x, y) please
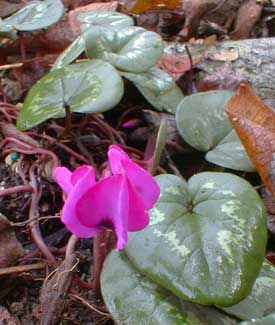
top-left (17, 60), bottom-right (124, 130)
top-left (151, 118), bottom-right (168, 175)
top-left (51, 36), bottom-right (85, 71)
top-left (76, 11), bottom-right (134, 32)
top-left (101, 250), bottom-right (188, 325)
top-left (4, 0), bottom-right (64, 31)
top-left (176, 90), bottom-right (255, 171)
top-left (240, 313), bottom-right (275, 325)
top-left (84, 27), bottom-right (163, 73)
top-left (222, 260), bottom-right (275, 320)
top-left (126, 173), bottom-right (267, 306)
top-left (122, 68), bottom-right (184, 113)
top-left (101, 250), bottom-right (238, 324)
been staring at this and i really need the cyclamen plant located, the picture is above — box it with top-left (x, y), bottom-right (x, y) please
top-left (54, 145), bottom-right (160, 249)
top-left (16, 11), bottom-right (184, 130)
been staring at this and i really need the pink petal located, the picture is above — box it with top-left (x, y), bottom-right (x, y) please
top-left (126, 180), bottom-right (149, 231)
top-left (108, 145), bottom-right (129, 175)
top-left (121, 159), bottom-right (160, 210)
top-left (71, 165), bottom-right (96, 186)
top-left (61, 166), bottom-right (98, 238)
top-left (76, 175), bottom-right (129, 249)
top-left (108, 145), bottom-right (160, 209)
top-left (53, 167), bottom-right (73, 195)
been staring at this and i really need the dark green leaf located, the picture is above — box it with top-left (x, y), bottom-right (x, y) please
top-left (101, 250), bottom-right (238, 324)
top-left (122, 68), bottom-right (183, 113)
top-left (176, 91), bottom-right (255, 171)
top-left (223, 260), bottom-right (275, 320)
top-left (85, 27), bottom-right (163, 73)
top-left (17, 60), bottom-right (124, 130)
top-left (4, 0), bottom-right (64, 31)
top-left (126, 173), bottom-right (267, 306)
top-left (76, 11), bottom-right (134, 32)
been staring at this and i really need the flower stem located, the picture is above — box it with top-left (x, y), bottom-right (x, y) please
top-left (92, 229), bottom-right (112, 297)
top-left (64, 104), bottom-right (72, 136)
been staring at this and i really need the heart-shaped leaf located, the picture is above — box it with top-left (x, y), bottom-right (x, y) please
top-left (84, 27), bottom-right (163, 73)
top-left (101, 250), bottom-right (238, 324)
top-left (176, 90), bottom-right (255, 171)
top-left (122, 68), bottom-right (183, 113)
top-left (222, 260), bottom-right (275, 320)
top-left (240, 313), bottom-right (275, 325)
top-left (51, 36), bottom-right (85, 71)
top-left (17, 60), bottom-right (124, 130)
top-left (4, 0), bottom-right (64, 31)
top-left (76, 10), bottom-right (134, 32)
top-left (126, 172), bottom-right (267, 306)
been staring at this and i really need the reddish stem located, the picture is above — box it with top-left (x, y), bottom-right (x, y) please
top-left (0, 185), bottom-right (33, 198)
top-left (93, 229), bottom-right (110, 297)
top-left (29, 165), bottom-right (57, 265)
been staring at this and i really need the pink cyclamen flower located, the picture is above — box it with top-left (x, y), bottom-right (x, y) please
top-left (54, 145), bottom-right (160, 249)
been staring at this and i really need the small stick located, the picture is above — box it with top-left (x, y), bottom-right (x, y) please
top-left (29, 165), bottom-right (57, 264)
top-left (69, 293), bottom-right (110, 317)
top-left (0, 62), bottom-right (24, 71)
top-left (0, 262), bottom-right (46, 276)
top-left (65, 235), bottom-right (78, 259)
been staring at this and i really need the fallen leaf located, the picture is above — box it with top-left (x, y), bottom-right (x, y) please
top-left (230, 0), bottom-right (262, 40)
top-left (225, 84), bottom-right (275, 196)
top-left (0, 214), bottom-right (24, 268)
top-left (157, 51), bottom-right (202, 80)
top-left (124, 0), bottom-right (181, 14)
top-left (208, 51), bottom-right (239, 62)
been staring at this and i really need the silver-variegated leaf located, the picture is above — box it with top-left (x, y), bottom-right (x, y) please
top-left (17, 60), bottom-right (124, 130)
top-left (125, 173), bottom-right (267, 306)
top-left (176, 90), bottom-right (255, 171)
top-left (77, 11), bottom-right (134, 32)
top-left (223, 260), bottom-right (275, 320)
top-left (122, 68), bottom-right (183, 113)
top-left (84, 27), bottom-right (163, 73)
top-left (101, 250), bottom-right (238, 325)
top-left (4, 0), bottom-right (64, 31)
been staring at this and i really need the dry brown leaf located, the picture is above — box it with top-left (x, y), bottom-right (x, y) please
top-left (124, 0), bottom-right (181, 14)
top-left (208, 51), bottom-right (239, 62)
top-left (0, 214), bottom-right (24, 268)
top-left (157, 52), bottom-right (202, 80)
top-left (225, 84), bottom-right (275, 196)
top-left (230, 0), bottom-right (262, 40)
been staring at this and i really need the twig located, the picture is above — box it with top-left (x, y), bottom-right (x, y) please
top-left (0, 184), bottom-right (33, 198)
top-left (29, 133), bottom-right (89, 164)
top-left (0, 262), bottom-right (46, 276)
top-left (65, 235), bottom-right (78, 259)
top-left (0, 62), bottom-right (23, 70)
top-left (29, 165), bottom-right (57, 264)
top-left (69, 293), bottom-right (111, 317)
